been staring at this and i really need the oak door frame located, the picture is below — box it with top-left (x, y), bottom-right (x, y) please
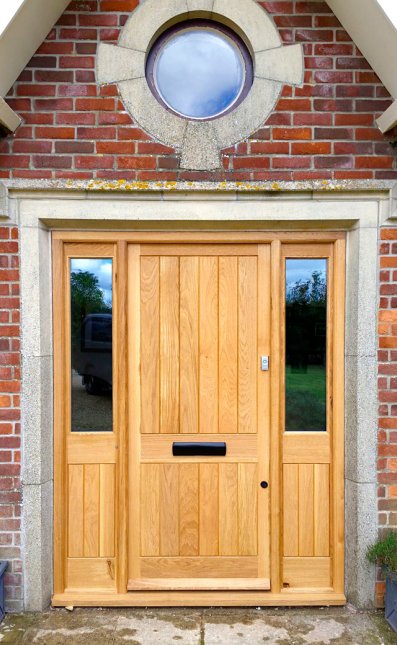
top-left (52, 230), bottom-right (345, 605)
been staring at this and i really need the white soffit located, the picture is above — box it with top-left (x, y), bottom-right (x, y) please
top-left (327, 0), bottom-right (397, 99)
top-left (0, 0), bottom-right (69, 132)
top-left (327, 0), bottom-right (397, 133)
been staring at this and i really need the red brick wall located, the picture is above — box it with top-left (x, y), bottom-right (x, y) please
top-left (0, 0), bottom-right (397, 181)
top-left (377, 227), bottom-right (397, 605)
top-left (0, 227), bottom-right (21, 612)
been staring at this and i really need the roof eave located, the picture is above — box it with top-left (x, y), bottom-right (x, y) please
top-left (377, 99), bottom-right (397, 134)
top-left (0, 97), bottom-right (21, 134)
top-left (0, 0), bottom-right (70, 97)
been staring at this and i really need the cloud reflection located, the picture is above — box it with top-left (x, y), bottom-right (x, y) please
top-left (155, 29), bottom-right (244, 119)
top-left (286, 259), bottom-right (327, 288)
top-left (71, 258), bottom-right (113, 305)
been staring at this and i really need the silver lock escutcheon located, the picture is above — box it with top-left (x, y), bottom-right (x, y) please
top-left (261, 356), bottom-right (269, 371)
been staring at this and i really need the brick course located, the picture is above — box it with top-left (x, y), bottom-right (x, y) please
top-left (377, 227), bottom-right (397, 606)
top-left (0, 227), bottom-right (21, 612)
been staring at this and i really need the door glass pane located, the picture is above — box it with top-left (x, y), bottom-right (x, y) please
top-left (285, 259), bottom-right (327, 432)
top-left (70, 258), bottom-right (113, 432)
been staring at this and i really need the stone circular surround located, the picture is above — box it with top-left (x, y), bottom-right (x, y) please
top-left (96, 0), bottom-right (304, 170)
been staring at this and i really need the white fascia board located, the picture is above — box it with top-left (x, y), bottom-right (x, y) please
top-left (327, 0), bottom-right (397, 100)
top-left (0, 0), bottom-right (70, 97)
top-left (0, 96), bottom-right (22, 133)
top-left (377, 99), bottom-right (397, 133)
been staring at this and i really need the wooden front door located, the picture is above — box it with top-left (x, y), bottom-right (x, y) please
top-left (127, 244), bottom-right (271, 591)
top-left (53, 231), bottom-right (346, 607)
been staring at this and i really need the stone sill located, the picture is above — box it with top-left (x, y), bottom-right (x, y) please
top-left (1, 178), bottom-right (396, 195)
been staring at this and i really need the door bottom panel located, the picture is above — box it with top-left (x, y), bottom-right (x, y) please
top-left (138, 556), bottom-right (258, 578)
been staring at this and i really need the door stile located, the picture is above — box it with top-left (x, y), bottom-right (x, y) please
top-left (116, 241), bottom-right (128, 593)
top-left (128, 244), bottom-right (141, 582)
top-left (332, 238), bottom-right (345, 594)
top-left (270, 239), bottom-right (282, 594)
top-left (257, 245), bottom-right (271, 581)
top-left (53, 238), bottom-right (67, 595)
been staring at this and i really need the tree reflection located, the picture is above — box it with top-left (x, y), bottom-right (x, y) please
top-left (286, 269), bottom-right (327, 432)
top-left (70, 267), bottom-right (113, 432)
top-left (71, 270), bottom-right (112, 355)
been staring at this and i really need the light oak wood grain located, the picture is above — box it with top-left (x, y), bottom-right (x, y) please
top-left (298, 464), bottom-right (314, 557)
top-left (127, 578), bottom-right (270, 591)
top-left (139, 556), bottom-right (258, 578)
top-left (140, 256), bottom-right (160, 434)
top-left (219, 257), bottom-right (238, 434)
top-left (283, 557), bottom-right (331, 589)
top-left (238, 257), bottom-right (258, 434)
top-left (68, 465), bottom-right (84, 558)
top-left (66, 558), bottom-right (116, 591)
top-left (219, 464), bottom-right (238, 555)
top-left (160, 257), bottom-right (180, 434)
top-left (180, 257), bottom-right (199, 435)
top-left (179, 464), bottom-right (199, 556)
top-left (283, 464), bottom-right (299, 557)
top-left (140, 464), bottom-right (160, 557)
top-left (199, 257), bottom-right (218, 434)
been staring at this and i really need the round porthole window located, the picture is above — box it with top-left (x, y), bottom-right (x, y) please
top-left (146, 20), bottom-right (254, 121)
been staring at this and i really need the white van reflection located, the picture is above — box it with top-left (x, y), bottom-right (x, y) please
top-left (73, 313), bottom-right (112, 395)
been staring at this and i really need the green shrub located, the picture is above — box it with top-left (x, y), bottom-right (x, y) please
top-left (366, 531), bottom-right (397, 575)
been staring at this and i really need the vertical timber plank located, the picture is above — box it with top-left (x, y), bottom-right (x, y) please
top-left (199, 257), bottom-right (218, 434)
top-left (160, 257), bottom-right (180, 434)
top-left (68, 465), bottom-right (84, 558)
top-left (298, 464), bottom-right (314, 557)
top-left (179, 463), bottom-right (199, 556)
top-left (219, 463), bottom-right (238, 556)
top-left (219, 257), bottom-right (238, 434)
top-left (160, 464), bottom-right (179, 556)
top-left (270, 239), bottom-right (282, 593)
top-left (53, 238), bottom-right (66, 593)
top-left (258, 244), bottom-right (271, 579)
top-left (238, 463), bottom-right (258, 556)
top-left (199, 464), bottom-right (219, 555)
top-left (140, 256), bottom-right (160, 434)
top-left (116, 240), bottom-right (128, 592)
top-left (128, 244), bottom-right (141, 581)
top-left (83, 464), bottom-right (100, 558)
top-left (140, 464), bottom-right (160, 556)
top-left (333, 238), bottom-right (346, 593)
top-left (283, 464), bottom-right (299, 557)
top-left (238, 256), bottom-right (257, 434)
top-left (99, 464), bottom-right (115, 558)
top-left (180, 257), bottom-right (199, 435)
top-left (314, 464), bottom-right (330, 557)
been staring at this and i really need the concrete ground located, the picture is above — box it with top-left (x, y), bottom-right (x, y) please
top-left (0, 606), bottom-right (396, 644)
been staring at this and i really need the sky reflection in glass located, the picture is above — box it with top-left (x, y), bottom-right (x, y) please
top-left (154, 28), bottom-right (245, 119)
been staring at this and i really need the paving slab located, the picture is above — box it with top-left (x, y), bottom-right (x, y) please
top-left (0, 606), bottom-right (395, 644)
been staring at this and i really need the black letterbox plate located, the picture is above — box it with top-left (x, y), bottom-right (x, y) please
top-left (172, 442), bottom-right (227, 457)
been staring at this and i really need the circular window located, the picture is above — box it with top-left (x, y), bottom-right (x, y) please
top-left (146, 21), bottom-right (253, 121)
